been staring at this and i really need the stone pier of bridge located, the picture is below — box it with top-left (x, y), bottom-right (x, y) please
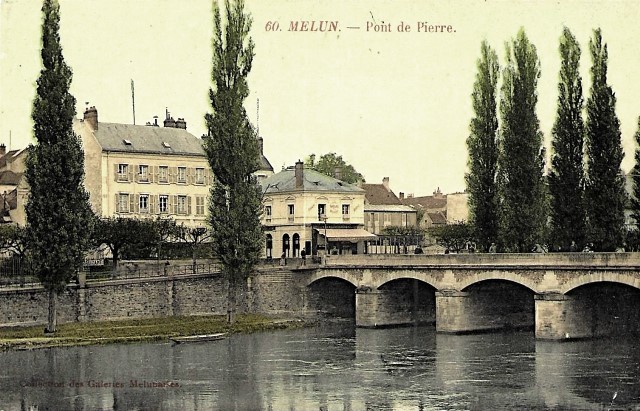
top-left (307, 253), bottom-right (640, 340)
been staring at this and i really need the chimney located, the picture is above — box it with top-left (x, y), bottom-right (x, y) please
top-left (295, 160), bottom-right (304, 189)
top-left (257, 136), bottom-right (264, 154)
top-left (434, 187), bottom-right (443, 198)
top-left (175, 118), bottom-right (187, 129)
top-left (83, 106), bottom-right (98, 130)
top-left (399, 192), bottom-right (404, 200)
top-left (382, 177), bottom-right (390, 191)
top-left (0, 144), bottom-right (6, 156)
top-left (334, 166), bottom-right (343, 181)
top-left (164, 117), bottom-right (176, 128)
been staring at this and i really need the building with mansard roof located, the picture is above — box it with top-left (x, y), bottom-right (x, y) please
top-left (260, 161), bottom-right (375, 258)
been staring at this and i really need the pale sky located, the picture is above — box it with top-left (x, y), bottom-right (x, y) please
top-left (1, 0), bottom-right (640, 196)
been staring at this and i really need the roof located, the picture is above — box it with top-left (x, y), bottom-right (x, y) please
top-left (0, 170), bottom-right (23, 186)
top-left (428, 212), bottom-right (447, 225)
top-left (0, 149), bottom-right (23, 169)
top-left (320, 228), bottom-right (377, 242)
top-left (364, 204), bottom-right (416, 213)
top-left (403, 195), bottom-right (447, 210)
top-left (261, 167), bottom-right (364, 194)
top-left (260, 154), bottom-right (274, 173)
top-left (362, 183), bottom-right (402, 205)
top-left (88, 122), bottom-right (206, 156)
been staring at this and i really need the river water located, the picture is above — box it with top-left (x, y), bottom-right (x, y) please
top-left (1, 323), bottom-right (640, 410)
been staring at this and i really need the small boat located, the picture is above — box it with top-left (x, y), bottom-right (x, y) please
top-left (169, 333), bottom-right (227, 344)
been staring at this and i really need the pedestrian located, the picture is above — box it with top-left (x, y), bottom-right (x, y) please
top-left (489, 243), bottom-right (497, 253)
top-left (300, 249), bottom-right (306, 265)
top-left (569, 240), bottom-right (577, 252)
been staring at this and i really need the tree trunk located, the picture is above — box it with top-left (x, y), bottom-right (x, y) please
top-left (227, 276), bottom-right (236, 324)
top-left (111, 248), bottom-right (119, 279)
top-left (45, 289), bottom-right (58, 334)
top-left (192, 248), bottom-right (197, 274)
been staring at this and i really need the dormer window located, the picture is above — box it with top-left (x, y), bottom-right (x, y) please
top-left (123, 139), bottom-right (132, 145)
top-left (162, 142), bottom-right (171, 148)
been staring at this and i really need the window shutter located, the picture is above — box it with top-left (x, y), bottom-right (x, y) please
top-left (134, 165), bottom-right (139, 183)
top-left (114, 164), bottom-right (119, 181)
top-left (129, 194), bottom-right (134, 213)
top-left (115, 193), bottom-right (119, 213)
top-left (128, 165), bottom-right (134, 182)
top-left (187, 196), bottom-right (192, 215)
top-left (134, 194), bottom-right (140, 213)
top-left (170, 195), bottom-right (176, 214)
top-left (150, 195), bottom-right (157, 214)
top-left (151, 165), bottom-right (157, 183)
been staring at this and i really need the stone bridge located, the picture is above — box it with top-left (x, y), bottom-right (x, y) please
top-left (298, 253), bottom-right (640, 340)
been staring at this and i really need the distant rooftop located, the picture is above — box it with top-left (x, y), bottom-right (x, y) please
top-left (261, 166), bottom-right (363, 194)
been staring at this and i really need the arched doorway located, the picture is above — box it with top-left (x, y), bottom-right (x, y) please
top-left (265, 234), bottom-right (273, 259)
top-left (282, 234), bottom-right (290, 257)
top-left (293, 233), bottom-right (300, 257)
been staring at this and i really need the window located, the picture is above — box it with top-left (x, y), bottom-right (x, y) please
top-left (139, 194), bottom-right (149, 213)
top-left (288, 204), bottom-right (295, 222)
top-left (342, 204), bottom-right (350, 219)
top-left (117, 193), bottom-right (129, 213)
top-left (117, 164), bottom-right (128, 182)
top-left (159, 166), bottom-right (168, 183)
top-left (177, 195), bottom-right (187, 214)
top-left (195, 168), bottom-right (205, 184)
top-left (159, 195), bottom-right (168, 213)
top-left (265, 205), bottom-right (272, 222)
top-left (196, 196), bottom-right (206, 216)
top-left (318, 204), bottom-right (326, 219)
top-left (138, 165), bottom-right (149, 182)
top-left (177, 167), bottom-right (187, 183)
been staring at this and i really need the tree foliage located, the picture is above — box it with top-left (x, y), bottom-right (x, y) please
top-left (465, 40), bottom-right (500, 252)
top-left (584, 28), bottom-right (626, 251)
top-left (0, 225), bottom-right (29, 258)
top-left (428, 221), bottom-right (473, 253)
top-left (304, 153), bottom-right (365, 184)
top-left (548, 27), bottom-right (587, 251)
top-left (630, 117), bottom-right (640, 229)
top-left (497, 29), bottom-right (547, 252)
top-left (92, 217), bottom-right (156, 275)
top-left (204, 0), bottom-right (263, 323)
top-left (25, 0), bottom-right (93, 333)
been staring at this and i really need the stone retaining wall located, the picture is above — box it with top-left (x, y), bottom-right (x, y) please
top-left (0, 267), bottom-right (305, 328)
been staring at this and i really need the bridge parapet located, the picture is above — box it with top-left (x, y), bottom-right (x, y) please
top-left (324, 252), bottom-right (640, 269)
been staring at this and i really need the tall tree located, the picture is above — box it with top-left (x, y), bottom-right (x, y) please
top-left (498, 29), bottom-right (547, 252)
top-left (630, 117), bottom-right (640, 229)
top-left (584, 28), bottom-right (626, 251)
top-left (204, 0), bottom-right (263, 323)
top-left (465, 40), bottom-right (500, 252)
top-left (26, 0), bottom-right (93, 333)
top-left (548, 27), bottom-right (587, 251)
top-left (304, 152), bottom-right (365, 184)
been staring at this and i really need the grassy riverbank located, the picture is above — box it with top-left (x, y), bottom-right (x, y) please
top-left (0, 314), bottom-right (308, 351)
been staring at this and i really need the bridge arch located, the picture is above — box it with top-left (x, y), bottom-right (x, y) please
top-left (561, 272), bottom-right (640, 294)
top-left (306, 271), bottom-right (359, 288)
top-left (457, 270), bottom-right (543, 294)
top-left (376, 275), bottom-right (439, 291)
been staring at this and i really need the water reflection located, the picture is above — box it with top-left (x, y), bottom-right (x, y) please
top-left (2, 325), bottom-right (640, 410)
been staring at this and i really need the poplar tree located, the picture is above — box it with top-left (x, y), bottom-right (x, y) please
top-left (627, 117), bottom-right (640, 249)
top-left (548, 27), bottom-right (587, 250)
top-left (465, 40), bottom-right (500, 252)
top-left (498, 29), bottom-right (547, 252)
top-left (204, 0), bottom-right (262, 323)
top-left (630, 117), bottom-right (640, 229)
top-left (26, 0), bottom-right (93, 333)
top-left (584, 28), bottom-right (626, 251)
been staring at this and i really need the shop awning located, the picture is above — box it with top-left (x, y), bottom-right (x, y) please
top-left (320, 228), bottom-right (377, 242)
